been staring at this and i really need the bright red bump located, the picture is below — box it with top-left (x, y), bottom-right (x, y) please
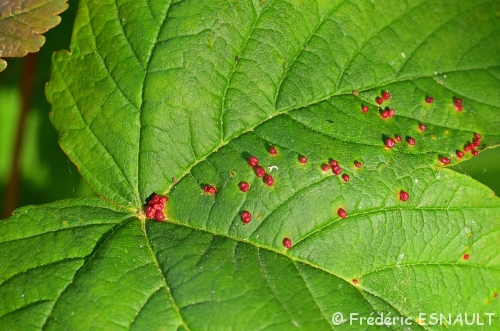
top-left (454, 104), bottom-right (463, 111)
top-left (332, 165), bottom-right (342, 175)
top-left (399, 191), bottom-right (409, 202)
top-left (463, 254), bottom-right (470, 260)
top-left (299, 156), bottom-right (308, 164)
top-left (145, 207), bottom-right (155, 219)
top-left (475, 133), bottom-right (481, 140)
top-left (407, 137), bottom-right (415, 146)
top-left (456, 151), bottom-right (464, 159)
top-left (385, 138), bottom-right (395, 149)
top-left (464, 145), bottom-right (472, 152)
top-left (361, 105), bottom-right (369, 113)
top-left (329, 159), bottom-right (338, 167)
top-left (150, 194), bottom-right (160, 204)
top-left (395, 135), bottom-right (402, 142)
top-left (494, 293), bottom-right (498, 299)
top-left (248, 156), bottom-right (259, 167)
top-left (381, 110), bottom-right (390, 119)
top-left (472, 150), bottom-right (479, 157)
top-left (376, 97), bottom-right (384, 105)
top-left (382, 91), bottom-right (391, 100)
top-left (354, 161), bottom-right (362, 169)
top-left (473, 139), bottom-right (480, 147)
top-left (321, 164), bottom-right (330, 171)
top-left (337, 208), bottom-right (347, 219)
top-left (269, 146), bottom-right (277, 155)
top-left (264, 174), bottom-right (274, 186)
top-left (352, 279), bottom-right (359, 285)
top-left (241, 211), bottom-right (252, 224)
top-left (388, 109), bottom-right (395, 118)
top-left (418, 124), bottom-right (427, 132)
top-left (254, 166), bottom-right (266, 177)
top-left (204, 185), bottom-right (217, 195)
top-left (425, 96), bottom-right (434, 104)
top-left (283, 238), bottom-right (292, 249)
top-left (155, 210), bottom-right (165, 222)
top-left (342, 174), bottom-right (350, 182)
top-left (440, 157), bottom-right (451, 164)
top-left (239, 182), bottom-right (250, 192)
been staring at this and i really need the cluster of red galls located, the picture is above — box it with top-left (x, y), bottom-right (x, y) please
top-left (457, 132), bottom-right (481, 158)
top-left (240, 148), bottom-right (364, 250)
top-left (363, 92), bottom-right (483, 165)
top-left (368, 93), bottom-right (463, 115)
top-left (440, 132), bottom-right (482, 165)
top-left (248, 153), bottom-right (275, 186)
top-left (385, 135), bottom-right (416, 149)
top-left (239, 150), bottom-right (277, 226)
top-left (145, 194), bottom-right (168, 221)
top-left (320, 158), bottom-right (355, 182)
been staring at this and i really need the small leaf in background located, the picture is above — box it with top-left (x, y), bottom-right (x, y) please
top-left (0, 0), bottom-right (68, 71)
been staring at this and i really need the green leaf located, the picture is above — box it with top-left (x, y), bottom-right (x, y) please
top-left (3, 0), bottom-right (500, 329)
top-left (0, 0), bottom-right (68, 71)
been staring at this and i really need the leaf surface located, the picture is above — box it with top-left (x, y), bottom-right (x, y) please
top-left (5, 0), bottom-right (500, 329)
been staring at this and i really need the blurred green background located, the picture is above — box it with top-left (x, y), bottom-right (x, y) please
top-left (1, 1), bottom-right (499, 218)
top-left (0, 0), bottom-right (94, 219)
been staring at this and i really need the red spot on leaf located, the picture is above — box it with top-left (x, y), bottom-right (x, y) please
top-left (283, 237), bottom-right (292, 249)
top-left (248, 156), bottom-right (259, 167)
top-left (385, 138), bottom-right (395, 149)
top-left (239, 182), bottom-right (250, 192)
top-left (254, 166), bottom-right (266, 177)
top-left (241, 211), bottom-right (252, 224)
top-left (203, 185), bottom-right (217, 195)
top-left (264, 174), bottom-right (274, 186)
top-left (440, 157), bottom-right (450, 164)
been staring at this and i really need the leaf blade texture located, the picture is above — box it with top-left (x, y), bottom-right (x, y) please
top-left (4, 0), bottom-right (500, 329)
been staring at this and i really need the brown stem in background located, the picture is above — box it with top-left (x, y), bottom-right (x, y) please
top-left (2, 53), bottom-right (39, 218)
